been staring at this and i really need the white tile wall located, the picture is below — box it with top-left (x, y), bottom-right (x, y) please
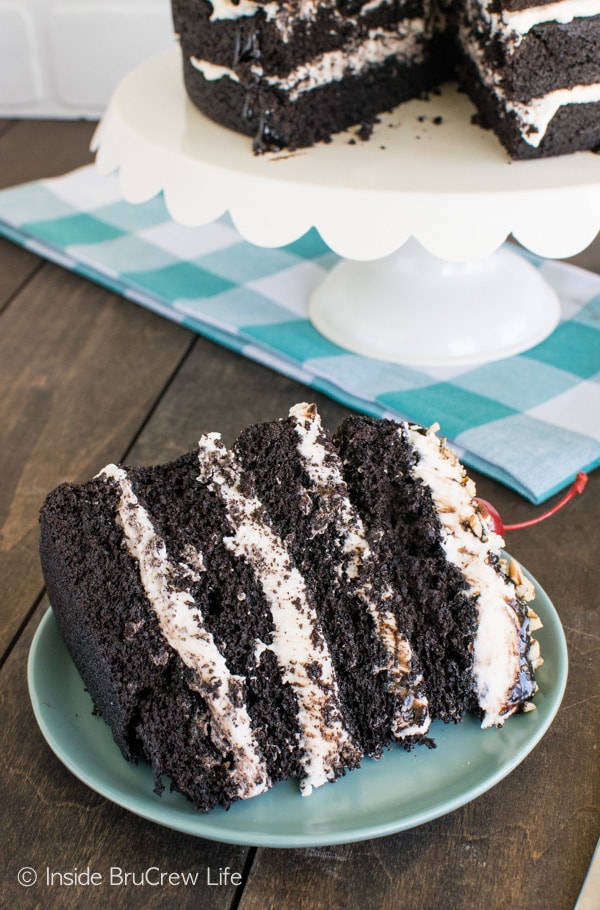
top-left (0, 0), bottom-right (176, 118)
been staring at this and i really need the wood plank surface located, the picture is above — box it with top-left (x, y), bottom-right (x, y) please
top-left (0, 120), bottom-right (95, 190)
top-left (0, 118), bottom-right (598, 910)
top-left (0, 237), bottom-right (41, 307)
top-left (0, 257), bottom-right (193, 653)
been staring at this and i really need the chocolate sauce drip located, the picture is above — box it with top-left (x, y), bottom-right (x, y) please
top-left (233, 18), bottom-right (261, 66)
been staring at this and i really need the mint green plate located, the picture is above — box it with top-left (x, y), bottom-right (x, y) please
top-left (28, 569), bottom-right (567, 847)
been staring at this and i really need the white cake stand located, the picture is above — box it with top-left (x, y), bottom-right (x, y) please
top-left (93, 48), bottom-right (600, 366)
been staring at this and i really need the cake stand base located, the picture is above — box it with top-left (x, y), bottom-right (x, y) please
top-left (309, 240), bottom-right (561, 366)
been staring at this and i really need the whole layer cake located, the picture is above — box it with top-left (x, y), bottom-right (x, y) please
top-left (39, 405), bottom-right (542, 813)
top-left (170, 0), bottom-right (600, 157)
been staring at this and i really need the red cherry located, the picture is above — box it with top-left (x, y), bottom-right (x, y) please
top-left (475, 472), bottom-right (588, 535)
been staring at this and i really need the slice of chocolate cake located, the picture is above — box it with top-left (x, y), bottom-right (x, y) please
top-left (38, 404), bottom-right (542, 813)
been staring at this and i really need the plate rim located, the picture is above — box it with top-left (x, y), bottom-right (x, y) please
top-left (27, 567), bottom-right (568, 847)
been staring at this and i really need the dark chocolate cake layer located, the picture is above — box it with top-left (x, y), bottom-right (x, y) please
top-left (334, 414), bottom-right (540, 725)
top-left (40, 474), bottom-right (147, 764)
top-left (489, 0), bottom-right (570, 10)
top-left (464, 15), bottom-right (600, 101)
top-left (334, 416), bottom-right (478, 723)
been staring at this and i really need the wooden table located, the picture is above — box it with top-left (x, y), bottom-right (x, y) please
top-left (1, 119), bottom-right (598, 910)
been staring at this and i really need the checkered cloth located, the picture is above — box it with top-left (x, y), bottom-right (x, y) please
top-left (1, 165), bottom-right (599, 503)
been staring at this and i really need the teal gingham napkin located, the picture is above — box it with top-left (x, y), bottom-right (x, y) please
top-left (1, 165), bottom-right (598, 503)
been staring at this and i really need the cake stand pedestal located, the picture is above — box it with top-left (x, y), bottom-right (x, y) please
top-left (309, 241), bottom-right (561, 365)
top-left (93, 48), bottom-right (600, 367)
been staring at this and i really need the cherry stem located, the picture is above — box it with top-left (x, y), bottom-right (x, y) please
top-left (503, 472), bottom-right (589, 531)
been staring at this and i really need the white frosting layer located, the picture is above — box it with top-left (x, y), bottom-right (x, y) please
top-left (207, 0), bottom-right (268, 19)
top-left (506, 82), bottom-right (600, 146)
top-left (289, 402), bottom-right (371, 581)
top-left (206, 0), bottom-right (327, 40)
top-left (259, 25), bottom-right (426, 99)
top-left (362, 0), bottom-right (396, 10)
top-left (190, 23), bottom-right (427, 99)
top-left (99, 464), bottom-right (270, 801)
top-left (197, 433), bottom-right (361, 795)
top-left (479, 0), bottom-right (600, 40)
top-left (403, 427), bottom-right (538, 728)
top-left (205, 0), bottom-right (394, 30)
top-left (289, 403), bottom-right (430, 739)
top-left (190, 57), bottom-right (240, 83)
